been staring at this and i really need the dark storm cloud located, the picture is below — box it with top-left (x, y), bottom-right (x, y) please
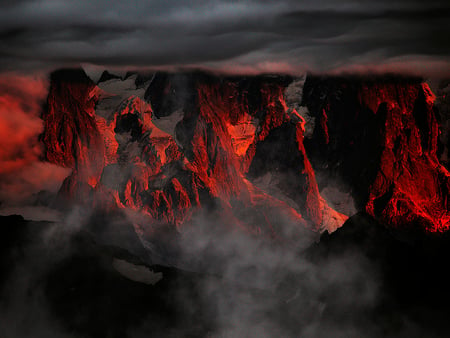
top-left (0, 0), bottom-right (449, 74)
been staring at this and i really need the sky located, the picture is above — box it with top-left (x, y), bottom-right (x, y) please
top-left (0, 0), bottom-right (449, 75)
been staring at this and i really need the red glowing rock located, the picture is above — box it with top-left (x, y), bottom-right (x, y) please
top-left (365, 83), bottom-right (450, 231)
top-left (42, 70), bottom-right (347, 236)
top-left (302, 77), bottom-right (450, 232)
top-left (42, 70), bottom-right (449, 236)
top-left (42, 69), bottom-right (105, 187)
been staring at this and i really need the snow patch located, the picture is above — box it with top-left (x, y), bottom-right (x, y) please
top-left (112, 258), bottom-right (163, 285)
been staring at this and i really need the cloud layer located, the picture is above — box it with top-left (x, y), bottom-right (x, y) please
top-left (0, 74), bottom-right (71, 206)
top-left (0, 0), bottom-right (449, 75)
top-left (0, 74), bottom-right (47, 175)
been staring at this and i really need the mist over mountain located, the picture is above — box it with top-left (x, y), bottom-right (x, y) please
top-left (0, 67), bottom-right (449, 336)
top-left (1, 0), bottom-right (450, 336)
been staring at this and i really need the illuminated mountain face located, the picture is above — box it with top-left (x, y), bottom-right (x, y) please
top-left (302, 76), bottom-right (450, 232)
top-left (40, 69), bottom-right (449, 237)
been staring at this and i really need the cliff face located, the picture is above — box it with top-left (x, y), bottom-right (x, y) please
top-left (302, 76), bottom-right (450, 232)
top-left (41, 69), bottom-right (449, 236)
top-left (42, 69), bottom-right (105, 203)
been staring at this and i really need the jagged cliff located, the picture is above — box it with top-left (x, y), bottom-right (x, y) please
top-left (302, 76), bottom-right (450, 231)
top-left (41, 69), bottom-right (449, 236)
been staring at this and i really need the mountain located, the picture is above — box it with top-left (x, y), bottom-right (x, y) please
top-left (302, 76), bottom-right (450, 232)
top-left (39, 69), bottom-right (449, 240)
top-left (2, 67), bottom-right (450, 337)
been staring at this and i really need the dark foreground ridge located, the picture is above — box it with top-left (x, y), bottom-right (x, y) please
top-left (2, 213), bottom-right (450, 337)
top-left (310, 212), bottom-right (450, 337)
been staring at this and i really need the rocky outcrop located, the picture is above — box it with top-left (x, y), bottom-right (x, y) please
top-left (302, 76), bottom-right (450, 232)
top-left (42, 69), bottom-right (346, 238)
top-left (41, 69), bottom-right (449, 235)
top-left (42, 69), bottom-right (105, 189)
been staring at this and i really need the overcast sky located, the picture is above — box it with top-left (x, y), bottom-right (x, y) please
top-left (0, 0), bottom-right (449, 75)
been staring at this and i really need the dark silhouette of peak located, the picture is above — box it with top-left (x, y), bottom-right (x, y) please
top-left (97, 70), bottom-right (122, 84)
top-left (50, 68), bottom-right (93, 85)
